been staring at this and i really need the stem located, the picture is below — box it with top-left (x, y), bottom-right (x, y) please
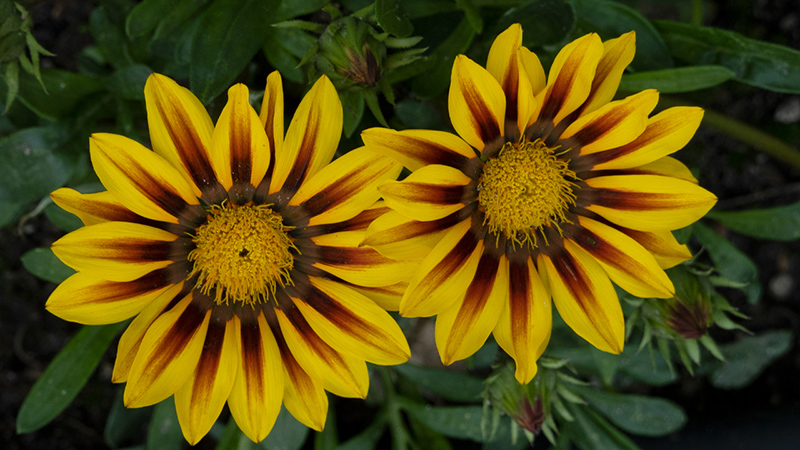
top-left (690, 0), bottom-right (704, 26)
top-left (379, 366), bottom-right (409, 450)
top-left (660, 97), bottom-right (800, 169)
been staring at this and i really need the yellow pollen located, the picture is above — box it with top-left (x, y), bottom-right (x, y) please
top-left (187, 204), bottom-right (295, 306)
top-left (477, 139), bottom-right (577, 247)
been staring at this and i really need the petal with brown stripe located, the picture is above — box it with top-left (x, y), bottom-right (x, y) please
top-left (591, 106), bottom-right (704, 170)
top-left (580, 32), bottom-right (636, 115)
top-left (51, 222), bottom-right (177, 282)
top-left (289, 147), bottom-right (401, 226)
top-left (298, 278), bottom-right (410, 365)
top-left (435, 253), bottom-right (507, 365)
top-left (573, 216), bottom-right (674, 298)
top-left (540, 243), bottom-right (624, 354)
top-left (90, 133), bottom-right (200, 224)
top-left (492, 257), bottom-right (551, 383)
top-left (487, 24), bottom-right (538, 137)
top-left (539, 33), bottom-right (604, 125)
top-left (606, 156), bottom-right (698, 184)
top-left (259, 71), bottom-right (284, 179)
top-left (174, 318), bottom-right (238, 445)
top-left (111, 283), bottom-right (185, 383)
top-left (309, 230), bottom-right (418, 287)
top-left (399, 220), bottom-right (482, 317)
top-left (361, 128), bottom-right (476, 171)
top-left (346, 281), bottom-right (407, 312)
top-left (562, 89), bottom-right (659, 155)
top-left (277, 331), bottom-right (328, 431)
top-left (46, 270), bottom-right (175, 325)
top-left (379, 164), bottom-right (473, 222)
top-left (209, 84), bottom-right (271, 192)
top-left (271, 75), bottom-right (342, 198)
top-left (616, 226), bottom-right (692, 269)
top-left (276, 307), bottom-right (368, 398)
top-left (362, 210), bottom-right (458, 261)
top-left (144, 74), bottom-right (217, 199)
top-left (50, 188), bottom-right (149, 226)
top-left (585, 175), bottom-right (717, 231)
top-left (124, 292), bottom-right (211, 407)
top-left (227, 314), bottom-right (284, 443)
top-left (520, 46), bottom-right (546, 96)
top-left (449, 55), bottom-right (506, 150)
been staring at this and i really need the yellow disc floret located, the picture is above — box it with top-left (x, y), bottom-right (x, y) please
top-left (478, 139), bottom-right (577, 247)
top-left (188, 204), bottom-right (295, 306)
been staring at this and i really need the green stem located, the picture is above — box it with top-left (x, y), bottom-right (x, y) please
top-left (379, 366), bottom-right (409, 450)
top-left (690, 0), bottom-right (704, 26)
top-left (660, 97), bottom-right (800, 169)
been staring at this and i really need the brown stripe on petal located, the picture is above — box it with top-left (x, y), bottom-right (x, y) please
top-left (228, 105), bottom-right (253, 185)
top-left (239, 321), bottom-right (266, 393)
top-left (404, 228), bottom-right (478, 298)
top-left (146, 303), bottom-right (207, 379)
top-left (299, 161), bottom-right (373, 218)
top-left (459, 75), bottom-right (502, 146)
top-left (361, 212), bottom-right (463, 246)
top-left (281, 120), bottom-right (320, 199)
top-left (309, 245), bottom-right (395, 268)
top-left (502, 57), bottom-right (520, 126)
top-left (591, 188), bottom-right (694, 211)
top-left (450, 252), bottom-right (500, 342)
top-left (85, 238), bottom-right (173, 263)
top-left (549, 249), bottom-right (596, 319)
top-left (391, 183), bottom-right (467, 205)
top-left (152, 91), bottom-right (220, 196)
top-left (303, 287), bottom-right (378, 346)
top-left (508, 261), bottom-right (533, 336)
top-left (82, 269), bottom-right (174, 304)
top-left (293, 206), bottom-right (390, 239)
top-left (390, 134), bottom-right (473, 169)
top-left (189, 321), bottom-right (227, 405)
top-left (538, 65), bottom-right (579, 124)
top-left (273, 325), bottom-right (312, 387)
top-left (591, 117), bottom-right (684, 168)
top-left (572, 227), bottom-right (630, 270)
top-left (283, 306), bottom-right (351, 369)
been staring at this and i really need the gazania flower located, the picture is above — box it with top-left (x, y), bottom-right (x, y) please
top-left (361, 24), bottom-right (716, 383)
top-left (46, 72), bottom-right (411, 443)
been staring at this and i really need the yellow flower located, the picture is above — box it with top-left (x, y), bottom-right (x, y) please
top-left (46, 72), bottom-right (411, 444)
top-left (361, 24), bottom-right (716, 384)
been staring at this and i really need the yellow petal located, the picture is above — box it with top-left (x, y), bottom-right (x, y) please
top-left (144, 73), bottom-right (217, 198)
top-left (361, 128), bottom-right (476, 172)
top-left (228, 315), bottom-right (284, 443)
top-left (540, 244), bottom-right (624, 354)
top-left (585, 174), bottom-right (717, 231)
top-left (90, 133), bottom-right (200, 224)
top-left (539, 33), bottom-right (604, 125)
top-left (399, 220), bottom-right (482, 317)
top-left (574, 216), bottom-right (674, 298)
top-left (276, 308), bottom-right (369, 398)
top-left (46, 271), bottom-right (175, 325)
top-left (592, 106), bottom-right (704, 170)
top-left (435, 254), bottom-right (508, 365)
top-left (289, 147), bottom-right (401, 226)
top-left (175, 319), bottom-right (238, 445)
top-left (51, 222), bottom-right (177, 282)
top-left (616, 156), bottom-right (698, 184)
top-left (210, 84), bottom-right (271, 193)
top-left (50, 188), bottom-right (146, 226)
top-left (448, 55), bottom-right (506, 150)
top-left (298, 278), bottom-right (411, 365)
top-left (378, 164), bottom-right (472, 222)
top-left (271, 75), bottom-right (342, 196)
top-left (347, 282), bottom-right (406, 312)
top-left (581, 32), bottom-right (636, 115)
top-left (362, 210), bottom-right (457, 261)
top-left (280, 345), bottom-right (328, 431)
top-left (519, 46), bottom-right (546, 96)
top-left (124, 293), bottom-right (211, 407)
top-left (562, 89), bottom-right (659, 155)
top-left (617, 226), bottom-right (692, 269)
top-left (486, 23), bottom-right (537, 137)
top-left (111, 283), bottom-right (184, 383)
top-left (259, 71), bottom-right (285, 166)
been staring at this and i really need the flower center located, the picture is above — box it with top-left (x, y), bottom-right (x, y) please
top-left (188, 204), bottom-right (295, 306)
top-left (477, 139), bottom-right (577, 247)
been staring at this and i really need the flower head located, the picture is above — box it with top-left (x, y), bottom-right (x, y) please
top-left (46, 72), bottom-right (411, 443)
top-left (362, 24), bottom-right (716, 383)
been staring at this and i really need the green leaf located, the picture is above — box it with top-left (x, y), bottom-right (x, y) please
top-left (215, 418), bottom-right (243, 450)
top-left (655, 20), bottom-right (800, 94)
top-left (104, 388), bottom-right (153, 448)
top-left (395, 364), bottom-right (484, 403)
top-left (16, 323), bottom-right (126, 433)
top-left (494, 0), bottom-right (575, 48)
top-left (125, 0), bottom-right (177, 37)
top-left (3, 60), bottom-right (18, 112)
top-left (709, 330), bottom-right (793, 389)
top-left (0, 200), bottom-right (27, 228)
top-left (619, 65), bottom-right (735, 93)
top-left (190, 0), bottom-right (277, 103)
top-left (2, 68), bottom-right (103, 120)
top-left (90, 6), bottom-right (134, 69)
top-left (591, 348), bottom-right (619, 386)
top-left (708, 201), bottom-right (800, 241)
top-left (44, 201), bottom-right (84, 232)
top-left (456, 0), bottom-right (483, 34)
top-left (259, 406), bottom-right (309, 450)
top-left (333, 417), bottom-right (385, 450)
top-left (409, 17), bottom-right (476, 98)
top-left (564, 403), bottom-right (641, 450)
top-left (340, 90), bottom-right (365, 138)
top-left (262, 26), bottom-right (316, 84)
top-left (376, 0), bottom-right (413, 38)
top-left (276, 0), bottom-right (329, 22)
top-left (575, 387), bottom-right (686, 437)
top-left (147, 399), bottom-right (183, 450)
top-left (21, 248), bottom-right (75, 283)
top-left (104, 64), bottom-right (153, 100)
top-left (0, 126), bottom-right (73, 205)
top-left (692, 223), bottom-right (761, 304)
top-left (571, 0), bottom-right (673, 71)
top-left (400, 403), bottom-right (519, 444)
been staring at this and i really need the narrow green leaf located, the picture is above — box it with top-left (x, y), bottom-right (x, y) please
top-left (575, 387), bottom-right (687, 437)
top-left (215, 418), bottom-right (243, 450)
top-left (147, 399), bottom-right (183, 450)
top-left (259, 406), bottom-right (309, 450)
top-left (126, 0), bottom-right (177, 37)
top-left (400, 402), bottom-right (520, 444)
top-left (494, 0), bottom-right (575, 48)
top-left (655, 20), bottom-right (800, 93)
top-left (376, 0), bottom-right (413, 38)
top-left (693, 223), bottom-right (761, 304)
top-left (190, 0), bottom-right (277, 103)
top-left (708, 201), bottom-right (800, 241)
top-left (90, 6), bottom-right (134, 69)
top-left (409, 17), bottom-right (475, 98)
top-left (571, 0), bottom-right (673, 71)
top-left (3, 59), bottom-right (18, 112)
top-left (275, 0), bottom-right (329, 22)
top-left (21, 248), bottom-right (75, 283)
top-left (1, 68), bottom-right (103, 120)
top-left (619, 65), bottom-right (735, 93)
top-left (340, 90), bottom-right (365, 138)
top-left (104, 388), bottom-right (153, 448)
top-left (565, 403), bottom-right (641, 450)
top-left (591, 348), bottom-right (619, 386)
top-left (395, 364), bottom-right (484, 403)
top-left (333, 416), bottom-right (385, 450)
top-left (709, 330), bottom-right (793, 389)
top-left (456, 0), bottom-right (483, 33)
top-left (0, 126), bottom-right (72, 205)
top-left (16, 323), bottom-right (126, 433)
top-left (103, 64), bottom-right (154, 100)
